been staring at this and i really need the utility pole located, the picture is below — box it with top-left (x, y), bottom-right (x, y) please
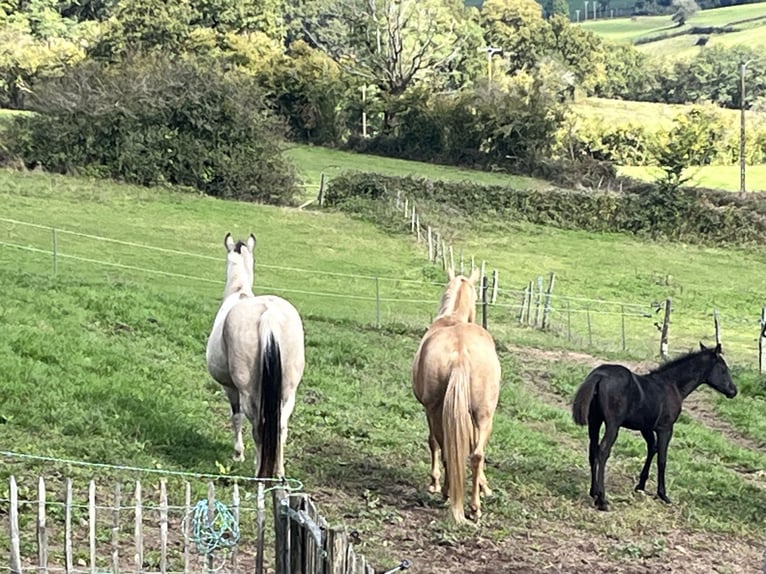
top-left (740, 61), bottom-right (753, 194)
top-left (479, 46), bottom-right (503, 88)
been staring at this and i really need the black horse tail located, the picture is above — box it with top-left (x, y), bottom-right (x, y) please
top-left (258, 329), bottom-right (282, 478)
top-left (572, 371), bottom-right (600, 426)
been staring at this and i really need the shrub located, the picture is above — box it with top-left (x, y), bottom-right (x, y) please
top-left (13, 54), bottom-right (299, 204)
top-left (325, 171), bottom-right (766, 245)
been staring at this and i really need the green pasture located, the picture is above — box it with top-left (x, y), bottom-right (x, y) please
top-left (284, 145), bottom-right (549, 201)
top-left (619, 163), bottom-right (766, 192)
top-left (582, 3), bottom-right (766, 45)
top-left (571, 96), bottom-right (750, 129)
top-left (1, 170), bottom-right (765, 570)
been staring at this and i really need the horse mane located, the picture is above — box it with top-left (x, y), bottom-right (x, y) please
top-left (436, 278), bottom-right (469, 318)
top-left (650, 347), bottom-right (715, 375)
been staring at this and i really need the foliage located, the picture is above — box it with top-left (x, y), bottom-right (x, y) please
top-left (481, 0), bottom-right (553, 74)
top-left (288, 0), bottom-right (472, 131)
top-left (650, 104), bottom-right (728, 188)
top-left (255, 40), bottom-right (348, 145)
top-left (325, 170), bottom-right (766, 244)
top-left (671, 0), bottom-right (700, 25)
top-left (12, 54), bottom-right (298, 204)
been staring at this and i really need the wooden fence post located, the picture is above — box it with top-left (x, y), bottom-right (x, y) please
top-left (541, 272), bottom-right (556, 330)
top-left (113, 483), bottom-right (121, 574)
top-left (273, 488), bottom-right (290, 574)
top-left (10, 476), bottom-right (21, 574)
top-left (759, 307), bottom-right (766, 374)
top-left (518, 284), bottom-right (528, 324)
top-left (427, 227), bottom-right (433, 262)
top-left (38, 476), bottom-right (48, 574)
top-left (289, 495), bottom-right (306, 574)
top-left (410, 206), bottom-right (416, 233)
top-left (481, 275), bottom-right (488, 330)
top-left (524, 281), bottom-right (533, 326)
top-left (586, 307), bottom-right (593, 346)
top-left (621, 305), bottom-right (626, 351)
top-left (317, 173), bottom-right (326, 208)
top-left (256, 483), bottom-right (265, 574)
top-left (533, 276), bottom-right (543, 328)
top-left (659, 298), bottom-right (672, 361)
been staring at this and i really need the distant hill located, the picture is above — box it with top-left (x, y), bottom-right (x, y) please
top-left (580, 2), bottom-right (766, 58)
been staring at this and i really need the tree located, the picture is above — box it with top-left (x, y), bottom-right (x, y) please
top-left (290, 0), bottom-right (471, 131)
top-left (480, 0), bottom-right (553, 74)
top-left (671, 0), bottom-right (699, 26)
top-left (540, 0), bottom-right (569, 18)
top-left (548, 14), bottom-right (606, 93)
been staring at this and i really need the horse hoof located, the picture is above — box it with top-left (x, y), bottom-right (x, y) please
top-left (428, 484), bottom-right (439, 494)
top-left (233, 452), bottom-right (245, 462)
top-left (634, 484), bottom-right (645, 492)
top-left (658, 493), bottom-right (672, 504)
top-left (595, 500), bottom-right (609, 511)
top-left (481, 486), bottom-right (493, 498)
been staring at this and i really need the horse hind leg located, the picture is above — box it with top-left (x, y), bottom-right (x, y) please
top-left (588, 410), bottom-right (603, 499)
top-left (425, 410), bottom-right (443, 495)
top-left (595, 422), bottom-right (620, 511)
top-left (275, 389), bottom-right (298, 479)
top-left (468, 417), bottom-right (494, 521)
top-left (225, 386), bottom-right (245, 462)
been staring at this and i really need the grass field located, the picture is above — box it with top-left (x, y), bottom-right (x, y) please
top-left (582, 2), bottom-right (766, 45)
top-left (571, 96), bottom-right (754, 129)
top-left (619, 163), bottom-right (766, 191)
top-left (284, 144), bottom-right (549, 200)
top-left (1, 169), bottom-right (766, 571)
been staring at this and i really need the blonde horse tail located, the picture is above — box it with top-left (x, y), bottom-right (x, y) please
top-left (257, 315), bottom-right (282, 478)
top-left (572, 371), bottom-right (600, 426)
top-left (442, 360), bottom-right (472, 523)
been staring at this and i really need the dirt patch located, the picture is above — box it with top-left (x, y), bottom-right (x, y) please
top-left (362, 501), bottom-right (764, 574)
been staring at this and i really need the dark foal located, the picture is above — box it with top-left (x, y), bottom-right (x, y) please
top-left (571, 343), bottom-right (737, 511)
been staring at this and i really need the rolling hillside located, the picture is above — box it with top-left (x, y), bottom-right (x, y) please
top-left (1, 169), bottom-right (765, 572)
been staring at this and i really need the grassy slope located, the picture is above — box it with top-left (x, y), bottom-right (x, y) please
top-left (1, 171), bottom-right (765, 571)
top-left (284, 144), bottom-right (549, 201)
top-left (582, 3), bottom-right (766, 44)
top-left (619, 163), bottom-right (766, 191)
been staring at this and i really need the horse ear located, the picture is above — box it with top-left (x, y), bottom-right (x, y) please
top-left (224, 233), bottom-right (235, 251)
top-left (699, 341), bottom-right (707, 351)
top-left (247, 234), bottom-right (256, 252)
top-left (468, 266), bottom-right (480, 284)
top-left (447, 267), bottom-right (455, 281)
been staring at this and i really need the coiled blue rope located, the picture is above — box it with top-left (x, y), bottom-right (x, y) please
top-left (189, 499), bottom-right (240, 555)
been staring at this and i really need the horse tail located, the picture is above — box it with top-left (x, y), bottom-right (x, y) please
top-left (256, 312), bottom-right (282, 478)
top-left (572, 370), bottom-right (600, 426)
top-left (442, 357), bottom-right (472, 523)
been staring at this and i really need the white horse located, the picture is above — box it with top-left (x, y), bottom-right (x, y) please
top-left (206, 233), bottom-right (305, 478)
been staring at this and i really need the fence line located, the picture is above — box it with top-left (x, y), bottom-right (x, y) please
top-left (0, 216), bottom-right (447, 286)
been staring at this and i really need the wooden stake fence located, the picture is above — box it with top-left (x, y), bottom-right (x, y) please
top-left (5, 476), bottom-right (391, 574)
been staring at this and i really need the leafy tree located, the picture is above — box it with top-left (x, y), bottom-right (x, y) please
top-left (652, 104), bottom-right (726, 188)
top-left (91, 0), bottom-right (195, 58)
top-left (671, 0), bottom-right (699, 26)
top-left (290, 0), bottom-right (471, 131)
top-left (481, 0), bottom-right (553, 74)
top-left (548, 14), bottom-right (605, 93)
top-left (540, 0), bottom-right (569, 18)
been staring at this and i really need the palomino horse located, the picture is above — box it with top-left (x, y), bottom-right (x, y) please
top-left (206, 233), bottom-right (305, 478)
top-left (412, 267), bottom-right (501, 523)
